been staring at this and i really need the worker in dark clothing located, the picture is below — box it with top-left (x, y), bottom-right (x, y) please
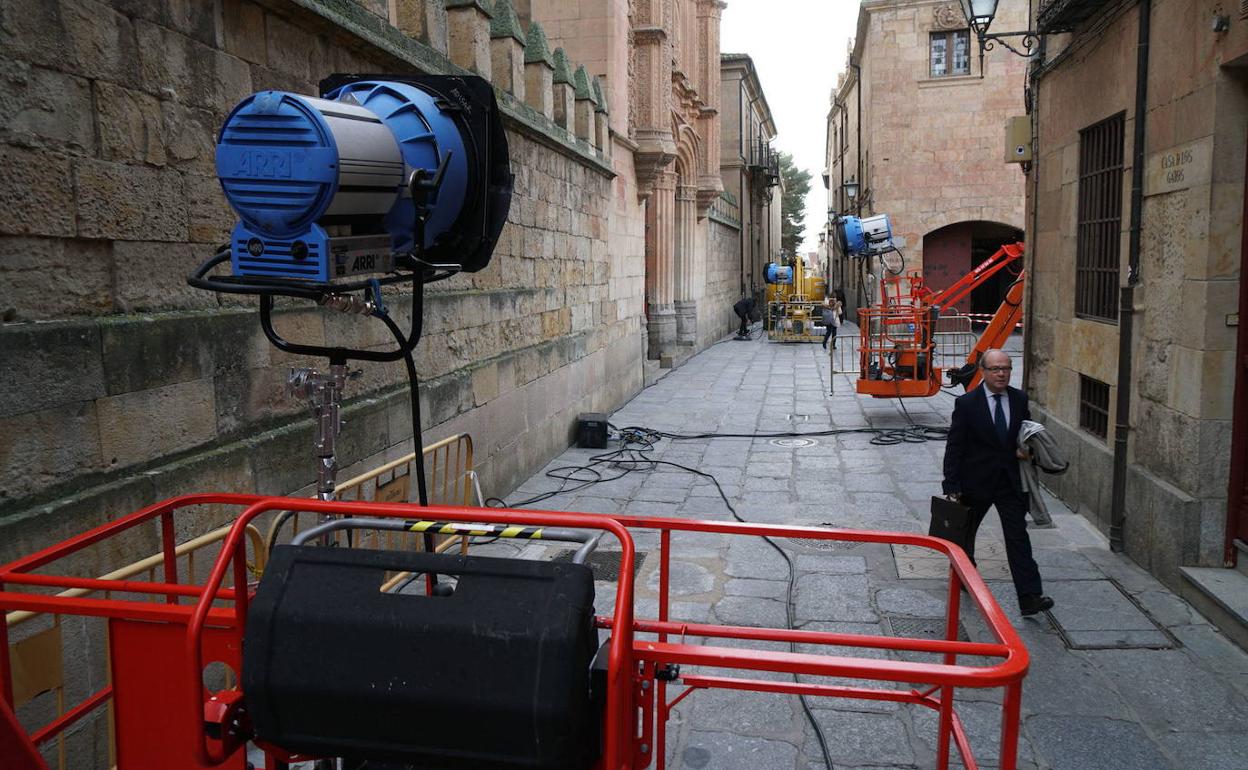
top-left (942, 349), bottom-right (1054, 617)
top-left (733, 296), bottom-right (756, 337)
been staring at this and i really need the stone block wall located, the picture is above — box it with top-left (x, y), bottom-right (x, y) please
top-left (0, 0), bottom-right (643, 568)
top-left (697, 218), bottom-right (744, 348)
top-left (1027, 0), bottom-right (1248, 584)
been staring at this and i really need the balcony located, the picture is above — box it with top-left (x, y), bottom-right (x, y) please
top-left (1037, 0), bottom-right (1116, 33)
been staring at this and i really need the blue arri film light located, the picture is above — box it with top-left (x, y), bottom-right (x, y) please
top-left (837, 214), bottom-right (895, 258)
top-left (215, 76), bottom-right (510, 283)
top-left (765, 263), bottom-right (795, 284)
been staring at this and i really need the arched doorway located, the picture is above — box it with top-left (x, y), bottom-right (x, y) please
top-left (922, 220), bottom-right (1024, 315)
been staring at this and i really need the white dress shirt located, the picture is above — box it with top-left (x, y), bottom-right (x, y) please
top-left (982, 383), bottom-right (1011, 428)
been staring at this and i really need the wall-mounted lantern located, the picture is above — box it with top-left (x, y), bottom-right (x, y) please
top-left (957, 0), bottom-right (1043, 75)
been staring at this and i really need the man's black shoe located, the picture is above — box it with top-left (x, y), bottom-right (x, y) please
top-left (1019, 594), bottom-right (1054, 616)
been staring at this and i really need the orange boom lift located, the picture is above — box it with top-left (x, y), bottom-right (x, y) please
top-left (854, 240), bottom-right (1026, 398)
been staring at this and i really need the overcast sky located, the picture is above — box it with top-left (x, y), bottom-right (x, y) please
top-left (721, 0), bottom-right (860, 254)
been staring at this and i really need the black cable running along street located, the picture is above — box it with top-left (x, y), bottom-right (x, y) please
top-left (484, 426), bottom-right (834, 767)
top-left (485, 413), bottom-right (949, 770)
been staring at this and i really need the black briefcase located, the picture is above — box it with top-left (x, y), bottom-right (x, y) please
top-left (929, 495), bottom-right (972, 552)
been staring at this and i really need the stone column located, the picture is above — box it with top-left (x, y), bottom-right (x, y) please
top-left (572, 65), bottom-right (596, 148)
top-left (631, 3), bottom-right (676, 194)
top-left (394, 0), bottom-right (449, 54)
top-left (674, 182), bottom-right (699, 345)
top-left (523, 22), bottom-right (555, 120)
top-left (646, 170), bottom-right (678, 359)
top-left (446, 0), bottom-right (493, 76)
top-left (551, 48), bottom-right (576, 134)
top-left (489, 0), bottom-right (526, 100)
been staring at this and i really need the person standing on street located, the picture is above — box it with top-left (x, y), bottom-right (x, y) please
top-left (942, 349), bottom-right (1054, 616)
top-left (821, 298), bottom-right (841, 349)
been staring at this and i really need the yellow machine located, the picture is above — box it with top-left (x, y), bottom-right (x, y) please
top-left (765, 255), bottom-right (827, 342)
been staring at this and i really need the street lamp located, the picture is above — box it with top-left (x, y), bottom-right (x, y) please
top-left (959, 0), bottom-right (998, 36)
top-left (958, 0), bottom-right (1042, 74)
top-left (842, 178), bottom-right (860, 210)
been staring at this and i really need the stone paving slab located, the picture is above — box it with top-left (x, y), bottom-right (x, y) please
top-left (501, 332), bottom-right (1248, 769)
top-left (1045, 579), bottom-right (1174, 649)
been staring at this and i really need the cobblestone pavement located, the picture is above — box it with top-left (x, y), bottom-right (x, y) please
top-left (499, 329), bottom-right (1248, 770)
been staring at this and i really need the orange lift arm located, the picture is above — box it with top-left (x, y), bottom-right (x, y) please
top-left (930, 242), bottom-right (1024, 313)
top-left (947, 271), bottom-right (1026, 391)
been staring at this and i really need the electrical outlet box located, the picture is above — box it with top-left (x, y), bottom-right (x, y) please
top-left (577, 413), bottom-right (609, 449)
top-left (1005, 116), bottom-right (1032, 163)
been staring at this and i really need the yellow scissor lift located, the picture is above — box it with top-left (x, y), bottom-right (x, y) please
top-left (765, 255), bottom-right (827, 342)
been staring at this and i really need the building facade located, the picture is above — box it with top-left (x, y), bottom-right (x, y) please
top-left (824, 0), bottom-right (1029, 318)
top-left (524, 0), bottom-right (736, 360)
top-left (1025, 0), bottom-right (1248, 643)
top-left (719, 53), bottom-right (782, 304)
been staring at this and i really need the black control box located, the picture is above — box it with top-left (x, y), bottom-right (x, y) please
top-left (577, 413), bottom-right (609, 449)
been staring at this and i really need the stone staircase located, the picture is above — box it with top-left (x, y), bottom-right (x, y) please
top-left (1180, 539), bottom-right (1248, 650)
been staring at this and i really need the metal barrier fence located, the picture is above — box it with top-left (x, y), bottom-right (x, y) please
top-left (827, 332), bottom-right (861, 374)
top-left (827, 315), bottom-right (974, 378)
top-left (933, 313), bottom-right (975, 368)
top-left (263, 432), bottom-right (480, 563)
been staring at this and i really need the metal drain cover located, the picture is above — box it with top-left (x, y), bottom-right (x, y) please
top-left (883, 615), bottom-right (969, 642)
top-left (770, 437), bottom-right (818, 448)
top-left (785, 538), bottom-right (840, 552)
top-left (551, 549), bottom-right (647, 581)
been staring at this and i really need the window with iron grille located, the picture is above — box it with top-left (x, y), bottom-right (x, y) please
top-left (930, 30), bottom-right (971, 77)
top-left (1079, 375), bottom-right (1110, 440)
top-left (1076, 113), bottom-right (1125, 322)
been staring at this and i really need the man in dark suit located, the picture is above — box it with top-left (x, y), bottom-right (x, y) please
top-left (942, 349), bottom-right (1054, 616)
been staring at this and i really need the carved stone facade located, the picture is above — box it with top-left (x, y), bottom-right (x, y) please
top-left (530, 0), bottom-right (729, 362)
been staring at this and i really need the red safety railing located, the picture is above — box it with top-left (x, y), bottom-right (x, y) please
top-left (0, 495), bottom-right (1029, 770)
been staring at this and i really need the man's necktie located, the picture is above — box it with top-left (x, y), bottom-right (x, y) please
top-left (993, 393), bottom-right (1008, 445)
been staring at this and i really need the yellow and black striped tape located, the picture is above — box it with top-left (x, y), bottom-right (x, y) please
top-left (406, 521), bottom-right (544, 540)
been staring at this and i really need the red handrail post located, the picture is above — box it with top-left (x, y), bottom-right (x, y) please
top-left (0, 579), bottom-right (12, 707)
top-left (656, 528), bottom-right (671, 770)
top-left (161, 510), bottom-right (179, 604)
top-left (1000, 681), bottom-right (1023, 770)
top-left (936, 567), bottom-right (963, 769)
top-left (1, 696), bottom-right (49, 770)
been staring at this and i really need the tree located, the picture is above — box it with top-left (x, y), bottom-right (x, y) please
top-left (778, 151), bottom-right (812, 257)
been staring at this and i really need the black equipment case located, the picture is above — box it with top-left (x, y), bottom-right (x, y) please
top-left (243, 546), bottom-right (599, 769)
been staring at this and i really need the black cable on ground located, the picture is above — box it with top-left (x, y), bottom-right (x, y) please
top-left (486, 426), bottom-right (839, 769)
top-left (622, 420), bottom-right (948, 447)
top-left (479, 347), bottom-right (955, 768)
